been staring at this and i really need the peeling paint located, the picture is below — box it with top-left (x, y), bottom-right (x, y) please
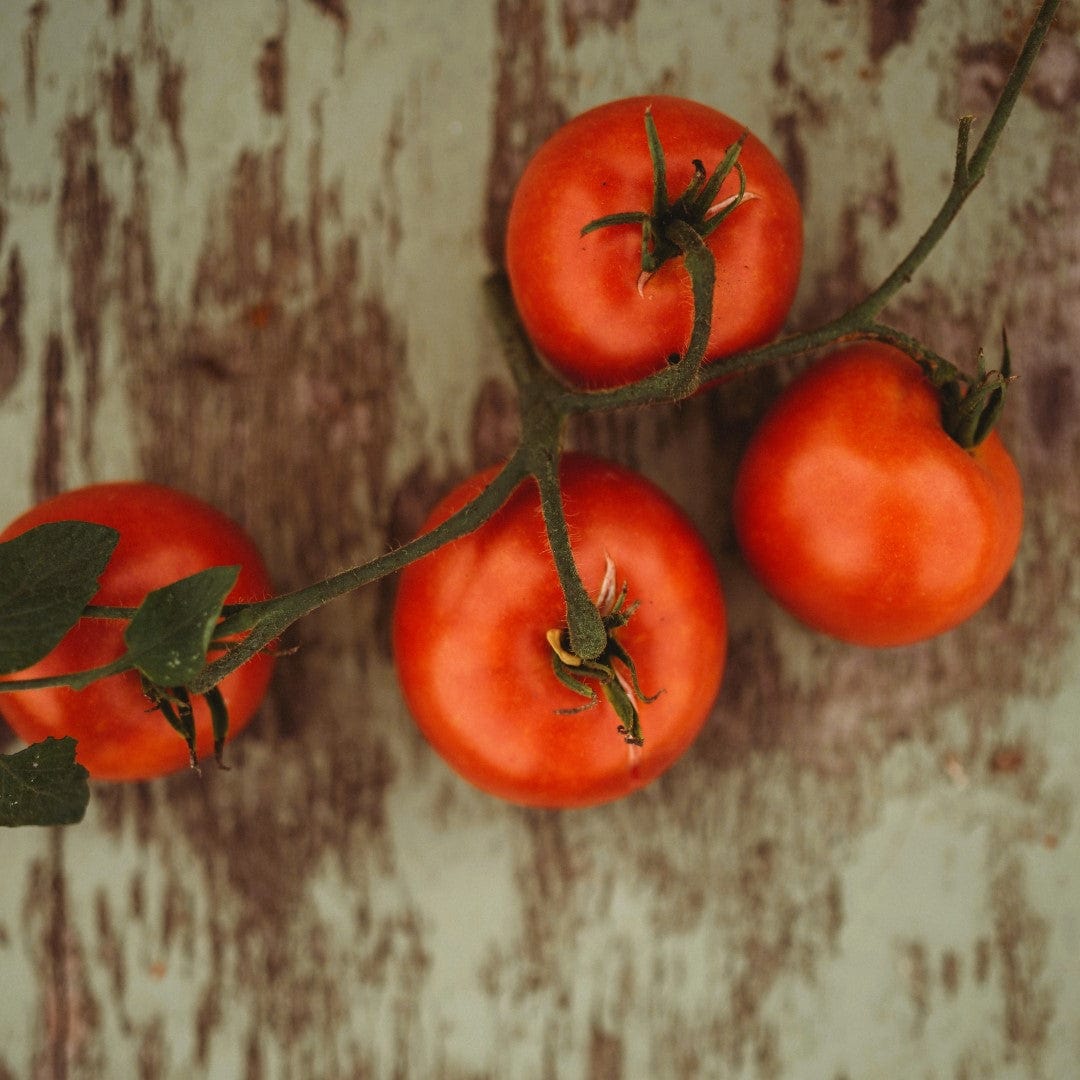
top-left (560, 0), bottom-right (638, 49)
top-left (959, 29), bottom-right (1080, 116)
top-left (22, 1), bottom-right (49, 121)
top-left (105, 126), bottom-right (413, 1060)
top-left (992, 858), bottom-right (1053, 1066)
top-left (306, 0), bottom-right (348, 31)
top-left (0, 248), bottom-right (25, 399)
top-left (258, 36), bottom-right (285, 116)
top-left (1025, 28), bottom-right (1080, 111)
top-left (23, 837), bottom-right (104, 1080)
top-left (869, 0), bottom-right (925, 63)
top-left (155, 48), bottom-right (186, 170)
top-left (484, 0), bottom-right (567, 264)
top-left (770, 112), bottom-right (808, 206)
top-left (56, 115), bottom-right (112, 464)
top-left (32, 333), bottom-right (66, 502)
top-left (104, 53), bottom-right (136, 148)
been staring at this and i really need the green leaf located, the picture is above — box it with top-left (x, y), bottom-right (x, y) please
top-left (0, 521), bottom-right (120, 676)
top-left (0, 737), bottom-right (90, 827)
top-left (124, 566), bottom-right (239, 686)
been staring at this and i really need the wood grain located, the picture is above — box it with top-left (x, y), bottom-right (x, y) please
top-left (1, 2), bottom-right (1077, 1077)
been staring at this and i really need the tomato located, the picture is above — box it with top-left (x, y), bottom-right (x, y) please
top-left (732, 343), bottom-right (1024, 647)
top-left (392, 454), bottom-right (727, 808)
top-left (505, 95), bottom-right (803, 389)
top-left (0, 483), bottom-right (275, 780)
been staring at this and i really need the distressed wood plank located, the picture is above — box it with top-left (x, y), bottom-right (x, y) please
top-left (0, 1), bottom-right (1078, 1077)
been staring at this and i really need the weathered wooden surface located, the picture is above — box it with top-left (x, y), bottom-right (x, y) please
top-left (1, 1), bottom-right (1078, 1077)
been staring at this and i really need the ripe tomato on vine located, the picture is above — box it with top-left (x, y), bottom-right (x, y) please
top-left (392, 454), bottom-right (727, 808)
top-left (505, 95), bottom-right (803, 389)
top-left (1, 0), bottom-right (1060, 829)
top-left (0, 483), bottom-right (276, 781)
top-left (732, 344), bottom-right (1023, 646)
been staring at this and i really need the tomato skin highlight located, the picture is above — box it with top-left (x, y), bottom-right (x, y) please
top-left (0, 483), bottom-right (276, 780)
top-left (505, 95), bottom-right (803, 389)
top-left (732, 344), bottom-right (1024, 647)
top-left (392, 454), bottom-right (727, 808)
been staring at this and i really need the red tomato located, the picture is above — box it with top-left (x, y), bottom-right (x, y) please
top-left (392, 454), bottom-right (727, 808)
top-left (732, 344), bottom-right (1024, 646)
top-left (505, 95), bottom-right (802, 389)
top-left (0, 483), bottom-right (275, 780)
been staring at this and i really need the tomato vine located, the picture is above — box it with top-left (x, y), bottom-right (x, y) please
top-left (0, 0), bottom-right (1061, 823)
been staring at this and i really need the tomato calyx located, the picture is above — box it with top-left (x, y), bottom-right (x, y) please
top-left (141, 677), bottom-right (232, 773)
top-left (546, 557), bottom-right (660, 746)
top-left (581, 108), bottom-right (754, 281)
top-left (929, 330), bottom-right (1016, 449)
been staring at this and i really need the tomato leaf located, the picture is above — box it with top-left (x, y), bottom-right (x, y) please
top-left (0, 737), bottom-right (90, 827)
top-left (0, 521), bottom-right (120, 676)
top-left (123, 566), bottom-right (239, 686)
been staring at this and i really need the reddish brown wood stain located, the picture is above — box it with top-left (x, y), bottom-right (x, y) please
top-left (32, 334), bottom-right (67, 502)
top-left (97, 85), bottom-right (418, 1061)
top-left (21, 1), bottom-right (49, 120)
top-left (258, 37), bottom-right (286, 116)
top-left (155, 48), bottom-right (187, 170)
top-left (484, 0), bottom-right (568, 264)
top-left (0, 3), bottom-right (1076, 1078)
top-left (560, 0), bottom-right (639, 48)
top-left (0, 249), bottom-right (25, 398)
top-left (306, 0), bottom-right (348, 30)
top-left (869, 0), bottom-right (927, 62)
top-left (104, 53), bottom-right (137, 149)
top-left (993, 858), bottom-right (1054, 1064)
top-left (57, 115), bottom-right (113, 464)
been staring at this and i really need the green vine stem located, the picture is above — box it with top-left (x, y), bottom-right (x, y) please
top-left (696, 0), bottom-right (1060, 392)
top-left (190, 452), bottom-right (534, 693)
top-left (0, 453), bottom-right (532, 695)
top-left (0, 0), bottom-right (1059, 704)
top-left (534, 452), bottom-right (608, 661)
top-left (0, 654), bottom-right (134, 694)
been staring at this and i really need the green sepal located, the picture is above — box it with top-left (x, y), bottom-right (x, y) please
top-left (145, 681), bottom-right (199, 772)
top-left (939, 329), bottom-right (1015, 449)
top-left (578, 109), bottom-right (752, 278)
top-left (205, 685), bottom-right (231, 769)
top-left (547, 578), bottom-right (656, 747)
top-left (581, 211), bottom-right (650, 236)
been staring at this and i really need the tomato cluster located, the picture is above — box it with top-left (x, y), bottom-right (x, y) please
top-left (0, 95), bottom-right (1024, 810)
top-left (391, 96), bottom-right (1022, 806)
